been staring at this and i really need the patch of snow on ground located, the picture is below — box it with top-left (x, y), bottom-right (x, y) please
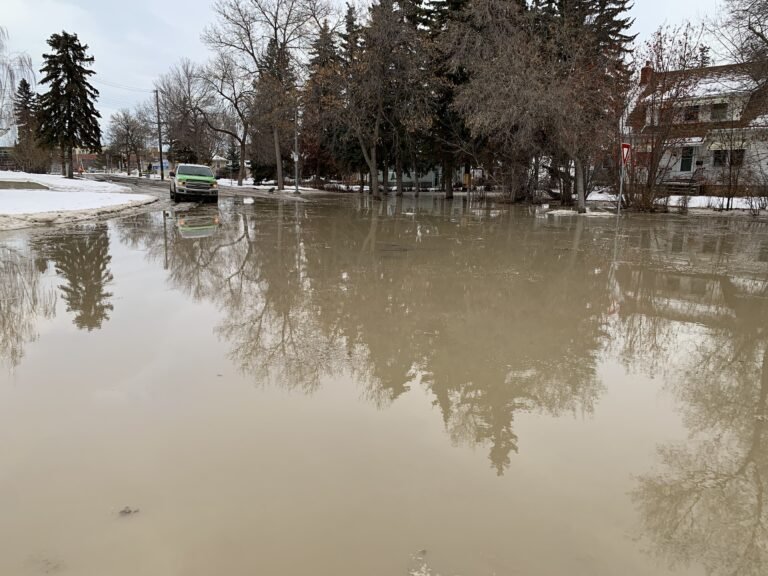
top-left (586, 191), bottom-right (765, 212)
top-left (588, 192), bottom-right (618, 202)
top-left (0, 190), bottom-right (154, 215)
top-left (663, 195), bottom-right (765, 210)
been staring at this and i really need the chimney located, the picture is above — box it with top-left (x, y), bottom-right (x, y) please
top-left (640, 61), bottom-right (654, 86)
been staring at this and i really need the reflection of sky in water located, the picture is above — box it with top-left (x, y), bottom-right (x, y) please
top-left (1, 197), bottom-right (767, 576)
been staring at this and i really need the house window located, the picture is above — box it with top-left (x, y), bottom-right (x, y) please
top-left (680, 147), bottom-right (694, 172)
top-left (684, 105), bottom-right (700, 122)
top-left (730, 149), bottom-right (745, 166)
top-left (713, 149), bottom-right (728, 167)
top-left (711, 103), bottom-right (728, 121)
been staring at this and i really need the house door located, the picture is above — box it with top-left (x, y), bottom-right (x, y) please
top-left (680, 147), bottom-right (694, 172)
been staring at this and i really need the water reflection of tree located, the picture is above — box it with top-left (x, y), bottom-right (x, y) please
top-left (215, 205), bottom-right (348, 392)
top-left (628, 221), bottom-right (768, 576)
top-left (34, 224), bottom-right (114, 331)
top-left (117, 199), bottom-right (613, 474)
top-left (0, 244), bottom-right (56, 368)
top-left (115, 204), bottom-right (348, 392)
top-left (304, 204), bottom-right (611, 474)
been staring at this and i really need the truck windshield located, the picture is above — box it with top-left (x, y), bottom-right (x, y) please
top-left (177, 166), bottom-right (213, 177)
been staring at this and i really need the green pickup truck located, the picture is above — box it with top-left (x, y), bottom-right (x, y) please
top-left (170, 164), bottom-right (218, 202)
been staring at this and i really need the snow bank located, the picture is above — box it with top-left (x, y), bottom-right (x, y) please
top-left (588, 192), bottom-right (618, 202)
top-left (0, 190), bottom-right (155, 215)
top-left (0, 171), bottom-right (156, 230)
top-left (0, 170), bottom-right (132, 194)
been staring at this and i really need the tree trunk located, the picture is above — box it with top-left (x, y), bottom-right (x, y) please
top-left (412, 150), bottom-right (420, 198)
top-left (273, 126), bottom-right (284, 190)
top-left (575, 159), bottom-right (586, 213)
top-left (359, 172), bottom-right (364, 193)
top-left (530, 155), bottom-right (540, 201)
top-left (67, 146), bottom-right (74, 179)
top-left (396, 150), bottom-right (404, 196)
top-left (382, 151), bottom-right (389, 195)
top-left (464, 161), bottom-right (471, 191)
top-left (561, 159), bottom-right (573, 205)
top-left (238, 137), bottom-right (246, 186)
top-left (443, 158), bottom-right (453, 199)
top-left (371, 145), bottom-right (380, 200)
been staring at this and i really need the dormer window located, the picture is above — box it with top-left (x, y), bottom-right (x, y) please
top-left (683, 105), bottom-right (700, 122)
top-left (711, 103), bottom-right (728, 121)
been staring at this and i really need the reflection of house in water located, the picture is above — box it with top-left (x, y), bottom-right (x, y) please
top-left (615, 221), bottom-right (768, 329)
top-left (365, 193), bottom-right (506, 222)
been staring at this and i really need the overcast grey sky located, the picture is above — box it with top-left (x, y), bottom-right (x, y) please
top-left (3, 0), bottom-right (723, 129)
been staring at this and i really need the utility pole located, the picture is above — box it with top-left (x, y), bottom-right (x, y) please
top-left (154, 89), bottom-right (165, 181)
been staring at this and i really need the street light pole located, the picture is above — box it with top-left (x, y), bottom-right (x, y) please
top-left (155, 89), bottom-right (165, 181)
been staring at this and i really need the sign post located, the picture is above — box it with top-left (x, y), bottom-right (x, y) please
top-left (619, 143), bottom-right (630, 215)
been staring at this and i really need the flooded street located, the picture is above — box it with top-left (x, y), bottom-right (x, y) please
top-left (1, 195), bottom-right (767, 576)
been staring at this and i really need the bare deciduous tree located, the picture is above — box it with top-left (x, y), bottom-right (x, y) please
top-left (203, 0), bottom-right (332, 189)
top-left (197, 52), bottom-right (253, 185)
top-left (155, 60), bottom-right (221, 165)
top-left (0, 27), bottom-right (32, 136)
top-left (107, 108), bottom-right (151, 175)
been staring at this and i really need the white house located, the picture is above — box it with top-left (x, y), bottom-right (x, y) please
top-left (628, 62), bottom-right (768, 196)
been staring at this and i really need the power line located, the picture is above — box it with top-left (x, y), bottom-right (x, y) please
top-left (92, 78), bottom-right (154, 93)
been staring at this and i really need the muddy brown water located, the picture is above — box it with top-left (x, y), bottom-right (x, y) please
top-left (1, 194), bottom-right (767, 576)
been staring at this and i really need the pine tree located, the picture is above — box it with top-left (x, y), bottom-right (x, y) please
top-left (12, 79), bottom-right (48, 172)
top-left (302, 19), bottom-right (344, 180)
top-left (36, 31), bottom-right (102, 179)
top-left (336, 4), bottom-right (367, 182)
top-left (12, 79), bottom-right (35, 140)
top-left (339, 3), bottom-right (361, 68)
top-left (34, 225), bottom-right (114, 331)
top-left (226, 140), bottom-right (240, 177)
top-left (426, 0), bottom-right (475, 198)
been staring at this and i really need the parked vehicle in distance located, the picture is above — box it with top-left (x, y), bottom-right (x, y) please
top-left (170, 164), bottom-right (218, 203)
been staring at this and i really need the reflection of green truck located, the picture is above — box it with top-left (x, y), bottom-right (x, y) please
top-left (170, 164), bottom-right (218, 202)
top-left (176, 214), bottom-right (220, 239)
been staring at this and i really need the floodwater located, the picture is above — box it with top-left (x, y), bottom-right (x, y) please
top-left (1, 194), bottom-right (767, 576)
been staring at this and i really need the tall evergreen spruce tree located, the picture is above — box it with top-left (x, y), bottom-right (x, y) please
top-left (13, 78), bottom-right (48, 172)
top-left (37, 31), bottom-right (102, 179)
top-left (303, 20), bottom-right (344, 181)
top-left (12, 78), bottom-right (36, 141)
